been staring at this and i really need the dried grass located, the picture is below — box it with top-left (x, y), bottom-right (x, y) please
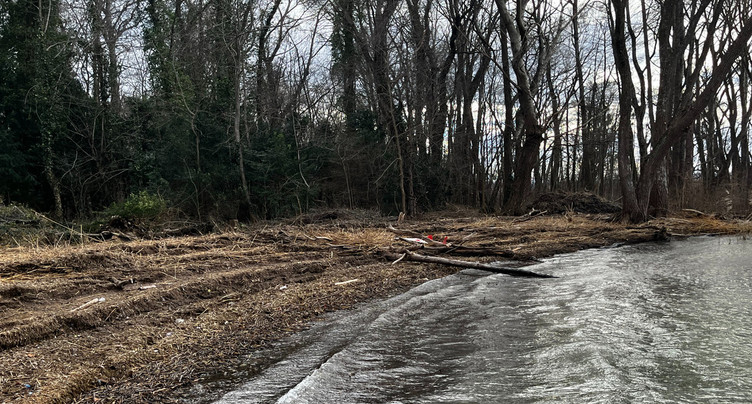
top-left (1, 212), bottom-right (749, 403)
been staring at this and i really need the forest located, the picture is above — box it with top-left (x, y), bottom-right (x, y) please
top-left (1, 0), bottom-right (752, 223)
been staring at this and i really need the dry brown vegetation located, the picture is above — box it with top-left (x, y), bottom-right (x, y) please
top-left (1, 212), bottom-right (750, 403)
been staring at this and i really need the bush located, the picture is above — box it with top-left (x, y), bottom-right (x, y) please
top-left (107, 191), bottom-right (166, 220)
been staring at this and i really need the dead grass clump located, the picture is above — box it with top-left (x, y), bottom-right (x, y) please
top-left (0, 247), bottom-right (137, 280)
top-left (0, 204), bottom-right (45, 246)
top-left (656, 215), bottom-right (752, 235)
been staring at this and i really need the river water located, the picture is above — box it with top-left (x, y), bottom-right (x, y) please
top-left (211, 236), bottom-right (752, 403)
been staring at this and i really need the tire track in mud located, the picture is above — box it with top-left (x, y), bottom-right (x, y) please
top-left (0, 257), bottom-right (333, 351)
top-left (0, 232), bottom-right (374, 402)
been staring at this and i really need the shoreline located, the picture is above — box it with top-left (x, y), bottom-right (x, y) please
top-left (1, 213), bottom-right (749, 403)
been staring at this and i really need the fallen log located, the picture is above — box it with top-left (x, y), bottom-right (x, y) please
top-left (99, 231), bottom-right (132, 241)
top-left (388, 225), bottom-right (449, 247)
top-left (682, 208), bottom-right (710, 217)
top-left (70, 297), bottom-right (106, 312)
top-left (513, 209), bottom-right (548, 223)
top-left (395, 243), bottom-right (540, 261)
top-left (428, 245), bottom-right (518, 257)
top-left (383, 251), bottom-right (557, 278)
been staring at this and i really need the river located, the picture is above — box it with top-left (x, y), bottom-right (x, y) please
top-left (209, 236), bottom-right (752, 403)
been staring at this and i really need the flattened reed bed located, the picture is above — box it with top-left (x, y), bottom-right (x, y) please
top-left (0, 213), bottom-right (750, 403)
top-left (0, 257), bottom-right (335, 351)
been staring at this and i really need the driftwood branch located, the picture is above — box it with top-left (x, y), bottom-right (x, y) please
top-left (429, 245), bottom-right (520, 257)
top-left (383, 251), bottom-right (557, 278)
top-left (389, 225), bottom-right (449, 247)
top-left (513, 209), bottom-right (548, 223)
top-left (394, 243), bottom-right (535, 260)
top-left (110, 277), bottom-right (134, 289)
top-left (303, 234), bottom-right (334, 242)
top-left (682, 208), bottom-right (710, 217)
top-left (70, 297), bottom-right (105, 312)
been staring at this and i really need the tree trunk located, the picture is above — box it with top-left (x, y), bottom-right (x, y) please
top-left (45, 156), bottom-right (63, 219)
top-left (496, 0), bottom-right (545, 214)
top-left (610, 0), bottom-right (642, 221)
top-left (234, 57), bottom-right (252, 217)
top-left (372, 0), bottom-right (412, 215)
top-left (500, 32), bottom-right (515, 206)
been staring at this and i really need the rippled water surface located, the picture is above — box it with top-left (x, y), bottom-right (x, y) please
top-left (213, 236), bottom-right (752, 403)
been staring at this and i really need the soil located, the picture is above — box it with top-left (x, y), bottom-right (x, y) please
top-left (1, 211), bottom-right (750, 403)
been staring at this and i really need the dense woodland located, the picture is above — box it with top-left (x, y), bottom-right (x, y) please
top-left (1, 0), bottom-right (752, 222)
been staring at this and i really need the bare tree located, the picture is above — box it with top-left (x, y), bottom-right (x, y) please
top-left (495, 0), bottom-right (567, 213)
top-left (611, 0), bottom-right (752, 222)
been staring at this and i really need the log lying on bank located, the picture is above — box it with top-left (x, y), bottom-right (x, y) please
top-left (382, 250), bottom-right (557, 278)
top-left (402, 244), bottom-right (525, 259)
top-left (389, 225), bottom-right (449, 247)
top-left (512, 209), bottom-right (548, 223)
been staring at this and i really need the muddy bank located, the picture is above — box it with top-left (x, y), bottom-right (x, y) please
top-left (0, 213), bottom-right (749, 403)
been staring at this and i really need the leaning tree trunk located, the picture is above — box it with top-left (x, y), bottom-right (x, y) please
top-left (610, 0), bottom-right (645, 222)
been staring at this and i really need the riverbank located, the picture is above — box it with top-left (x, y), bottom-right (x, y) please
top-left (1, 212), bottom-right (749, 403)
